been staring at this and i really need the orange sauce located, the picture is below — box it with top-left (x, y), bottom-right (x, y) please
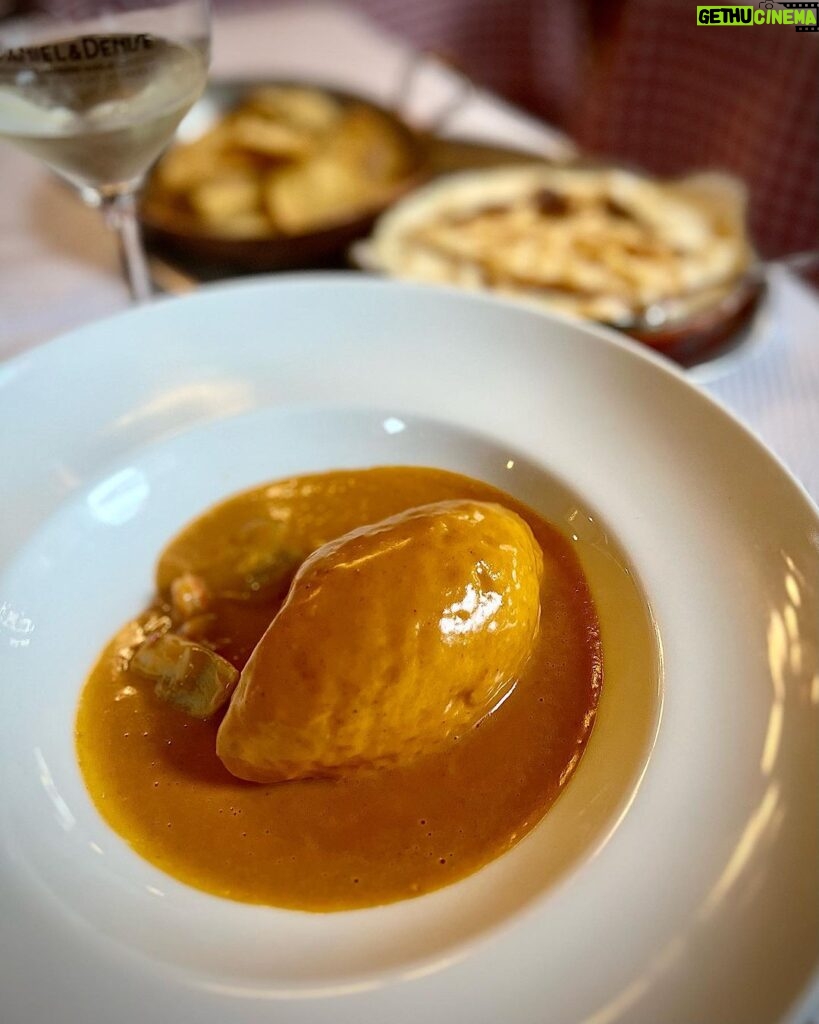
top-left (76, 467), bottom-right (601, 911)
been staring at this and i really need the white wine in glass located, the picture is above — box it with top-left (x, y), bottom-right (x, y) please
top-left (0, 1), bottom-right (211, 301)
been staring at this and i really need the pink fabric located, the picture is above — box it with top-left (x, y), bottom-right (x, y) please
top-left (573, 1), bottom-right (819, 258)
top-left (347, 0), bottom-right (584, 121)
top-left (345, 0), bottom-right (819, 258)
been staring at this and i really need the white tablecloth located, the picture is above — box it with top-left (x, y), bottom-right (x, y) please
top-left (0, 1), bottom-right (817, 502)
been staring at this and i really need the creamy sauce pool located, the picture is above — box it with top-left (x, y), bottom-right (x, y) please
top-left (76, 467), bottom-right (602, 911)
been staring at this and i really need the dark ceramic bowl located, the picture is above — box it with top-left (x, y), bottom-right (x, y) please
top-left (139, 80), bottom-right (428, 273)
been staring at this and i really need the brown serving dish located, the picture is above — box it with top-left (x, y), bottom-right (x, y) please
top-left (626, 270), bottom-right (766, 369)
top-left (140, 80), bottom-right (429, 272)
top-left (352, 161), bottom-right (766, 372)
top-left (142, 85), bottom-right (764, 372)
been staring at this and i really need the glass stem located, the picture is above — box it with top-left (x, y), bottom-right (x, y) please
top-left (100, 191), bottom-right (153, 303)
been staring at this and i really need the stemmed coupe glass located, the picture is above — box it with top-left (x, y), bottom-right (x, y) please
top-left (0, 0), bottom-right (211, 301)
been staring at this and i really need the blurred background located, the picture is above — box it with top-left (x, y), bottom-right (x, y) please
top-left (326, 0), bottom-right (818, 258)
top-left (3, 0), bottom-right (816, 257)
top-left (2, 0), bottom-right (817, 368)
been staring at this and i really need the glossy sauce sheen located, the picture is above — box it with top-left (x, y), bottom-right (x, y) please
top-left (76, 468), bottom-right (602, 911)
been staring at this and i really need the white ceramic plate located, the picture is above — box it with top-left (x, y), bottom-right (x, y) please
top-left (1, 276), bottom-right (816, 1024)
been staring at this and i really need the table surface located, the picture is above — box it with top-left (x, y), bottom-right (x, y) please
top-left (0, 1), bottom-right (817, 504)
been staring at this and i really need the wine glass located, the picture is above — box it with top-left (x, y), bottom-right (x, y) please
top-left (0, 0), bottom-right (210, 301)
